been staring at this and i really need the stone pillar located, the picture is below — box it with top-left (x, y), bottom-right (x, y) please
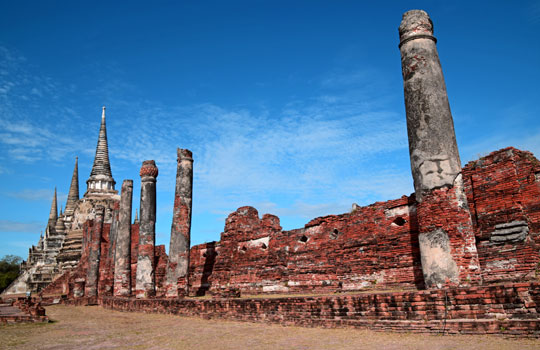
top-left (114, 180), bottom-right (133, 297)
top-left (164, 149), bottom-right (194, 297)
top-left (135, 161), bottom-right (158, 298)
top-left (85, 206), bottom-right (104, 297)
top-left (399, 10), bottom-right (480, 288)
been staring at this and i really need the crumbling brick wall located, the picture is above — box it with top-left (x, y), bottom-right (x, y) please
top-left (463, 147), bottom-right (540, 283)
top-left (189, 196), bottom-right (423, 295)
top-left (101, 282), bottom-right (540, 337)
top-left (187, 148), bottom-right (540, 295)
top-left (42, 147), bottom-right (540, 298)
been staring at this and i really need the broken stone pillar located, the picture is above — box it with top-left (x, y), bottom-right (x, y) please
top-left (114, 180), bottom-right (133, 297)
top-left (399, 10), bottom-right (481, 288)
top-left (164, 149), bottom-right (194, 297)
top-left (135, 161), bottom-right (158, 298)
top-left (85, 205), bottom-right (104, 297)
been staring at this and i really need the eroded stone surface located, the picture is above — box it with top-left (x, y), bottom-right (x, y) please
top-left (418, 229), bottom-right (458, 288)
top-left (164, 149), bottom-right (193, 298)
top-left (114, 180), bottom-right (133, 297)
top-left (399, 10), bottom-right (462, 199)
top-left (135, 161), bottom-right (158, 298)
top-left (85, 206), bottom-right (104, 297)
top-left (399, 10), bottom-right (481, 288)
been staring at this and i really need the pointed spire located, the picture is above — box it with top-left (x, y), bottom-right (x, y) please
top-left (86, 106), bottom-right (116, 194)
top-left (90, 107), bottom-right (113, 179)
top-left (65, 157), bottom-right (79, 215)
top-left (133, 208), bottom-right (139, 224)
top-left (55, 213), bottom-right (66, 235)
top-left (48, 187), bottom-right (58, 228)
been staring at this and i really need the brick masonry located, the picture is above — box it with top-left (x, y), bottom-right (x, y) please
top-left (463, 148), bottom-right (540, 284)
top-left (100, 282), bottom-right (540, 337)
top-left (0, 298), bottom-right (48, 324)
top-left (39, 147), bottom-right (540, 336)
top-left (41, 148), bottom-right (540, 297)
top-left (185, 148), bottom-right (540, 295)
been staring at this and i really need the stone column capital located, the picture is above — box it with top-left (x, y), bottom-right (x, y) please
top-left (140, 160), bottom-right (159, 180)
top-left (177, 148), bottom-right (194, 162)
top-left (398, 10), bottom-right (437, 48)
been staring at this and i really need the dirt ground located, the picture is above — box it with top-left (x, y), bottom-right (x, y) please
top-left (1, 305), bottom-right (539, 350)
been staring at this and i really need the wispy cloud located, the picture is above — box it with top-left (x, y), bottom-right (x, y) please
top-left (0, 45), bottom-right (411, 232)
top-left (85, 62), bottom-right (411, 225)
top-left (0, 118), bottom-right (82, 162)
top-left (0, 220), bottom-right (42, 233)
top-left (4, 188), bottom-right (66, 203)
top-left (0, 46), bottom-right (90, 163)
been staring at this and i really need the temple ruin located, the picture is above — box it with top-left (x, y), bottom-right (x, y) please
top-left (2, 10), bottom-right (539, 336)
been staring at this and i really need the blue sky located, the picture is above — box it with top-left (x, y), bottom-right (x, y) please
top-left (1, 1), bottom-right (539, 259)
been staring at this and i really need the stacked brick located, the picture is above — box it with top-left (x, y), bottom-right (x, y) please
top-left (101, 282), bottom-right (540, 337)
top-left (186, 147), bottom-right (540, 296)
top-left (98, 203), bottom-right (119, 297)
top-left (189, 198), bottom-right (423, 295)
top-left (32, 8), bottom-right (540, 338)
top-left (0, 298), bottom-right (48, 324)
top-left (463, 147), bottom-right (540, 283)
top-left (40, 147), bottom-right (540, 302)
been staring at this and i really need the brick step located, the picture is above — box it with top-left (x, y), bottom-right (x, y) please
top-left (202, 308), bottom-right (539, 321)
top-left (0, 315), bottom-right (48, 324)
top-left (240, 315), bottom-right (540, 335)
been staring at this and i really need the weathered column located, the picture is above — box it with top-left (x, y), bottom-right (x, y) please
top-left (399, 10), bottom-right (481, 288)
top-left (164, 149), bottom-right (194, 297)
top-left (114, 180), bottom-right (133, 297)
top-left (85, 205), bottom-right (104, 297)
top-left (135, 160), bottom-right (158, 298)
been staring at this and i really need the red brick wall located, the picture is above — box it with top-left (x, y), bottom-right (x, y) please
top-left (97, 224), bottom-right (112, 296)
top-left (42, 147), bottom-right (540, 298)
top-left (155, 244), bottom-right (168, 296)
top-left (189, 196), bottom-right (423, 295)
top-left (463, 148), bottom-right (540, 283)
top-left (130, 223), bottom-right (139, 292)
top-left (100, 282), bottom-right (540, 337)
top-left (42, 222), bottom-right (138, 298)
top-left (186, 148), bottom-right (540, 295)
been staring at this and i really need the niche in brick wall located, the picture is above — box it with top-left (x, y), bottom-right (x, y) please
top-left (391, 217), bottom-right (407, 227)
top-left (299, 235), bottom-right (308, 243)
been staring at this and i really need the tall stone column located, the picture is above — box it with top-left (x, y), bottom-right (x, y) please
top-left (85, 206), bottom-right (104, 297)
top-left (114, 180), bottom-right (133, 297)
top-left (135, 161), bottom-right (158, 298)
top-left (164, 149), bottom-right (194, 297)
top-left (399, 10), bottom-right (481, 288)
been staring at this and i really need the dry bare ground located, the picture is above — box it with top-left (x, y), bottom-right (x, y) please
top-left (1, 305), bottom-right (539, 350)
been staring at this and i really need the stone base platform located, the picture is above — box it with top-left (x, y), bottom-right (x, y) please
top-left (0, 301), bottom-right (48, 324)
top-left (94, 282), bottom-right (540, 337)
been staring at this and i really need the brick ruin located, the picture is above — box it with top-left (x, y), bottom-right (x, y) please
top-left (1, 107), bottom-right (120, 297)
top-left (4, 10), bottom-right (540, 335)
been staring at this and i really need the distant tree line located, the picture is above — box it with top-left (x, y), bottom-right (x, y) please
top-left (0, 255), bottom-right (22, 293)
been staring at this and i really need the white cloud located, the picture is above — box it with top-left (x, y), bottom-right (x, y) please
top-left (4, 188), bottom-right (66, 203)
top-left (0, 220), bottom-right (42, 233)
top-left (0, 47), bottom-right (90, 163)
top-left (0, 45), bottom-right (413, 235)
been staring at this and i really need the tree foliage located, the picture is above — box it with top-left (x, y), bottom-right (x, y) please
top-left (0, 255), bottom-right (22, 293)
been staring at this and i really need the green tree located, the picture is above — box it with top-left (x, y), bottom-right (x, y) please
top-left (0, 255), bottom-right (22, 293)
